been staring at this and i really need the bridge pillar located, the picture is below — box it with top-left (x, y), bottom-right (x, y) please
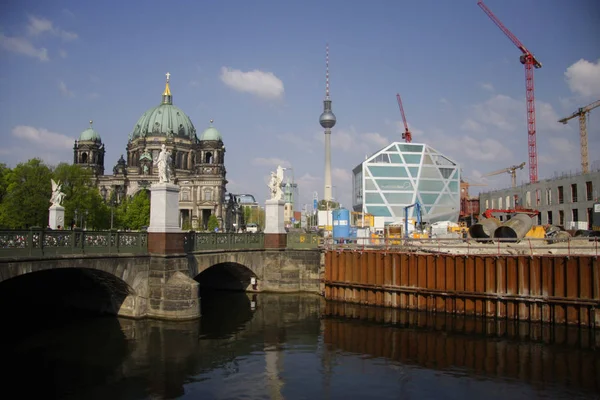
top-left (144, 183), bottom-right (201, 320)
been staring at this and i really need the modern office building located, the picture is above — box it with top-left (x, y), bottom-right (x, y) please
top-left (479, 169), bottom-right (600, 229)
top-left (352, 142), bottom-right (461, 224)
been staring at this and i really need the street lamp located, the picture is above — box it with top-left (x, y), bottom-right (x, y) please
top-left (100, 186), bottom-right (118, 230)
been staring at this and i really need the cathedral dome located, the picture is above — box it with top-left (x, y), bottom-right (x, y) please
top-left (129, 74), bottom-right (197, 142)
top-left (200, 120), bottom-right (222, 141)
top-left (79, 121), bottom-right (102, 142)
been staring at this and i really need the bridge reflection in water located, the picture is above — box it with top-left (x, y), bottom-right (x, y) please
top-left (2, 292), bottom-right (599, 399)
top-left (323, 301), bottom-right (600, 394)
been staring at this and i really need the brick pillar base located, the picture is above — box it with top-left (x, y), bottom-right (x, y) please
top-left (145, 231), bottom-right (200, 319)
top-left (148, 232), bottom-right (186, 254)
top-left (264, 233), bottom-right (287, 249)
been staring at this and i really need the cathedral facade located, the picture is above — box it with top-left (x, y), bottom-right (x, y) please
top-left (72, 74), bottom-right (228, 230)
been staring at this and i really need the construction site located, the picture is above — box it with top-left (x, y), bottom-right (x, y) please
top-left (316, 1), bottom-right (600, 255)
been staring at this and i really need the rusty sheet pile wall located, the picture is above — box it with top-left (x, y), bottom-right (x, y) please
top-left (322, 303), bottom-right (599, 393)
top-left (324, 250), bottom-right (600, 327)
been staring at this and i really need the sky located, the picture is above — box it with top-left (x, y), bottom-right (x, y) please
top-left (1, 0), bottom-right (599, 211)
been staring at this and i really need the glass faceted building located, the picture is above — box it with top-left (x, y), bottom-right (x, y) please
top-left (352, 142), bottom-right (461, 224)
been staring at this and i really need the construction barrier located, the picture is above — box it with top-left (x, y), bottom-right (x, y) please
top-left (324, 250), bottom-right (600, 327)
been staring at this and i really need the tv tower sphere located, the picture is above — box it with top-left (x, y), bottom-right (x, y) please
top-left (319, 108), bottom-right (336, 129)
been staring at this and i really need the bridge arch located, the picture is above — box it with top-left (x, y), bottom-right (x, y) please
top-left (0, 256), bottom-right (149, 318)
top-left (195, 262), bottom-right (257, 292)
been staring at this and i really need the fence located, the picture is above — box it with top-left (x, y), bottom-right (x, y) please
top-left (324, 249), bottom-right (600, 327)
top-left (0, 229), bottom-right (148, 258)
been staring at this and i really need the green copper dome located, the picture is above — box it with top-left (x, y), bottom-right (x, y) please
top-left (79, 121), bottom-right (102, 142)
top-left (200, 120), bottom-right (222, 141)
top-left (129, 75), bottom-right (198, 142)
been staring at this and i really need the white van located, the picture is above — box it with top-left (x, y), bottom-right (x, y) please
top-left (246, 223), bottom-right (259, 233)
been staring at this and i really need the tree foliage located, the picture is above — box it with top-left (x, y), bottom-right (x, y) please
top-left (53, 163), bottom-right (109, 229)
top-left (0, 159), bottom-right (53, 228)
top-left (114, 190), bottom-right (150, 230)
top-left (207, 214), bottom-right (219, 232)
top-left (317, 199), bottom-right (339, 211)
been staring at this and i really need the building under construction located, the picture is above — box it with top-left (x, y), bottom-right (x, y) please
top-left (479, 168), bottom-right (600, 230)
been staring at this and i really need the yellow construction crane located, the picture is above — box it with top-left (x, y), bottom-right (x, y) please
top-left (558, 99), bottom-right (600, 174)
top-left (484, 162), bottom-right (526, 188)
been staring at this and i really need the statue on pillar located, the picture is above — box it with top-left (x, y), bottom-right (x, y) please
top-left (154, 144), bottom-right (172, 183)
top-left (267, 165), bottom-right (284, 201)
top-left (50, 179), bottom-right (66, 207)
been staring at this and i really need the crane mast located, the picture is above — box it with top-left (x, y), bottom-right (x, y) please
top-left (478, 1), bottom-right (542, 184)
top-left (396, 93), bottom-right (412, 143)
top-left (558, 99), bottom-right (600, 174)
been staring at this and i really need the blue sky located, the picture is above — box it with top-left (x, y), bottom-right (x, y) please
top-left (1, 0), bottom-right (599, 210)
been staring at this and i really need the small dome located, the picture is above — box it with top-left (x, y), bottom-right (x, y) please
top-left (200, 120), bottom-right (223, 141)
top-left (79, 121), bottom-right (102, 142)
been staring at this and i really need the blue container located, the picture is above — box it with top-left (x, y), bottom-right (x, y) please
top-left (332, 208), bottom-right (351, 239)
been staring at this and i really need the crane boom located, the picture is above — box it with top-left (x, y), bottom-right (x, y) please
top-left (558, 99), bottom-right (600, 173)
top-left (396, 93), bottom-right (412, 143)
top-left (478, 1), bottom-right (541, 184)
top-left (484, 162), bottom-right (526, 188)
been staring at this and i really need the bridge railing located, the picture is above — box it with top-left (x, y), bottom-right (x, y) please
top-left (185, 232), bottom-right (265, 252)
top-left (0, 229), bottom-right (148, 258)
top-left (183, 232), bottom-right (322, 252)
top-left (287, 232), bottom-right (321, 249)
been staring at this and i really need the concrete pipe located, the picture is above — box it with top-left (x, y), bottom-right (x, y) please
top-left (468, 217), bottom-right (501, 241)
top-left (493, 213), bottom-right (534, 241)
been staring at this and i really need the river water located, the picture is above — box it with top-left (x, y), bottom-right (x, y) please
top-left (3, 292), bottom-right (599, 399)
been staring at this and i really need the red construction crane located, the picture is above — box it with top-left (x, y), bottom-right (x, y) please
top-left (396, 93), bottom-right (412, 143)
top-left (478, 1), bottom-right (542, 184)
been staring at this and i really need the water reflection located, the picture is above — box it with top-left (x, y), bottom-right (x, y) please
top-left (2, 293), bottom-right (599, 399)
top-left (322, 301), bottom-right (600, 396)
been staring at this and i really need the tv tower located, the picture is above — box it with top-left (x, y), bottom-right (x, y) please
top-left (319, 44), bottom-right (336, 202)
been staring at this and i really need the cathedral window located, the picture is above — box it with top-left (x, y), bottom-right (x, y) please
top-left (203, 189), bottom-right (213, 201)
top-left (81, 153), bottom-right (88, 164)
top-left (205, 152), bottom-right (213, 164)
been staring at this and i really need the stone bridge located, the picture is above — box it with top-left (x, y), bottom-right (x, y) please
top-left (0, 230), bottom-right (323, 320)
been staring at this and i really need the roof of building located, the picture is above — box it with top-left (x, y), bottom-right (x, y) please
top-left (79, 120), bottom-right (102, 142)
top-left (129, 74), bottom-right (198, 142)
top-left (200, 120), bottom-right (223, 141)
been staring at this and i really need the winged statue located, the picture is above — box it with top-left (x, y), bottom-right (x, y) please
top-left (50, 179), bottom-right (66, 207)
top-left (267, 165), bottom-right (284, 201)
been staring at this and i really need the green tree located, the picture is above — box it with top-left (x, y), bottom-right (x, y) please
top-left (0, 159), bottom-right (53, 228)
top-left (207, 214), bottom-right (219, 231)
top-left (317, 199), bottom-right (339, 211)
top-left (121, 190), bottom-right (150, 230)
top-left (243, 206), bottom-right (253, 224)
top-left (53, 163), bottom-right (110, 229)
top-left (0, 163), bottom-right (9, 204)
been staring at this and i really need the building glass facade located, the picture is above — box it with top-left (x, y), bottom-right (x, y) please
top-left (352, 142), bottom-right (460, 224)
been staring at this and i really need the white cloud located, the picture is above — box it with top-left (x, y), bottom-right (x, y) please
top-left (59, 49), bottom-right (67, 58)
top-left (565, 59), bottom-right (600, 98)
top-left (12, 125), bottom-right (73, 150)
top-left (0, 34), bottom-right (48, 61)
top-left (548, 137), bottom-right (577, 154)
top-left (27, 15), bottom-right (78, 41)
top-left (480, 82), bottom-right (494, 92)
top-left (251, 157), bottom-right (291, 168)
top-left (361, 132), bottom-right (390, 149)
top-left (220, 67), bottom-right (284, 99)
top-left (58, 81), bottom-right (74, 97)
top-left (460, 118), bottom-right (485, 133)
